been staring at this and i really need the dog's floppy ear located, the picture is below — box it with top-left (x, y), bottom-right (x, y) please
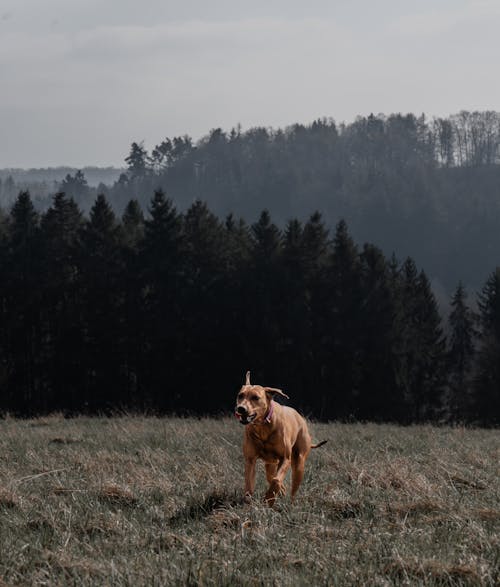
top-left (245, 371), bottom-right (251, 385)
top-left (264, 387), bottom-right (289, 400)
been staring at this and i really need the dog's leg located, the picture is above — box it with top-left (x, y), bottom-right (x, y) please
top-left (265, 456), bottom-right (290, 505)
top-left (264, 462), bottom-right (280, 506)
top-left (291, 453), bottom-right (307, 501)
top-left (244, 457), bottom-right (256, 502)
top-left (265, 462), bottom-right (278, 483)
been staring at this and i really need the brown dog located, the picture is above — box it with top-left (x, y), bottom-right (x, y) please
top-left (235, 371), bottom-right (326, 505)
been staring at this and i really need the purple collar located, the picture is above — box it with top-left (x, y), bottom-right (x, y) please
top-left (264, 401), bottom-right (274, 423)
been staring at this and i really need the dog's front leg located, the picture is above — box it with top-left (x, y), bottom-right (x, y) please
top-left (244, 457), bottom-right (256, 502)
top-left (265, 455), bottom-right (291, 505)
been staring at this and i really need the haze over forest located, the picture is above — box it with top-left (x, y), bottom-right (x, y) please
top-left (2, 110), bottom-right (500, 293)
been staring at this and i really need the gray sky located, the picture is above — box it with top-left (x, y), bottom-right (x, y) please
top-left (1, 0), bottom-right (499, 168)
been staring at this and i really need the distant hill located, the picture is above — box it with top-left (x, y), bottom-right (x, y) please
top-left (2, 111), bottom-right (500, 292)
top-left (0, 166), bottom-right (123, 188)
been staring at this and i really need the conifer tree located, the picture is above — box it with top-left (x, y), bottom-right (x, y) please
top-left (246, 211), bottom-right (283, 382)
top-left (120, 199), bottom-right (145, 405)
top-left (141, 190), bottom-right (184, 409)
top-left (447, 282), bottom-right (476, 420)
top-left (3, 192), bottom-right (42, 411)
top-left (180, 200), bottom-right (226, 409)
top-left (121, 199), bottom-right (144, 249)
top-left (413, 271), bottom-right (447, 420)
top-left (80, 194), bottom-right (123, 409)
top-left (322, 219), bottom-right (362, 419)
top-left (357, 243), bottom-right (401, 421)
top-left (40, 192), bottom-right (83, 410)
top-left (475, 269), bottom-right (500, 424)
top-left (394, 259), bottom-right (446, 421)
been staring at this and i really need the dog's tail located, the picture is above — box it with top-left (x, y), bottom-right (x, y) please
top-left (311, 440), bottom-right (328, 449)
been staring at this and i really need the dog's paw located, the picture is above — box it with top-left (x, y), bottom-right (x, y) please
top-left (265, 479), bottom-right (286, 502)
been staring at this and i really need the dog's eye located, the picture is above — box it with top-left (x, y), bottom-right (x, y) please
top-left (250, 395), bottom-right (259, 401)
top-left (237, 393), bottom-right (244, 400)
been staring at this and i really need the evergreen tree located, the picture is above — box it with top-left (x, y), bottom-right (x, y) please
top-left (357, 244), bottom-right (401, 421)
top-left (141, 190), bottom-right (184, 409)
top-left (2, 192), bottom-right (42, 412)
top-left (120, 199), bottom-right (145, 404)
top-left (395, 258), bottom-right (446, 421)
top-left (126, 141), bottom-right (149, 180)
top-left (180, 200), bottom-right (226, 410)
top-left (80, 194), bottom-right (123, 410)
top-left (474, 269), bottom-right (500, 424)
top-left (60, 170), bottom-right (90, 206)
top-left (321, 219), bottom-right (362, 419)
top-left (121, 199), bottom-right (145, 249)
top-left (40, 192), bottom-right (84, 411)
top-left (280, 219), bottom-right (310, 397)
top-left (447, 282), bottom-right (476, 421)
top-left (246, 211), bottom-right (283, 382)
top-left (413, 271), bottom-right (447, 420)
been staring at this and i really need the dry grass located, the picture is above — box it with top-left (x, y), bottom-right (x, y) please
top-left (0, 416), bottom-right (498, 585)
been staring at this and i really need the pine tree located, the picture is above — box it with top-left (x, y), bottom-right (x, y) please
top-left (40, 192), bottom-right (84, 411)
top-left (280, 219), bottom-right (310, 398)
top-left (141, 190), bottom-right (184, 410)
top-left (180, 200), bottom-right (226, 411)
top-left (121, 199), bottom-right (145, 249)
top-left (357, 243), bottom-right (401, 421)
top-left (322, 219), bottom-right (362, 419)
top-left (120, 199), bottom-right (145, 405)
top-left (60, 170), bottom-right (90, 206)
top-left (80, 194), bottom-right (123, 410)
top-left (246, 211), bottom-right (283, 383)
top-left (125, 142), bottom-right (149, 181)
top-left (447, 282), bottom-right (476, 421)
top-left (413, 271), bottom-right (447, 420)
top-left (3, 192), bottom-right (42, 412)
top-left (395, 258), bottom-right (446, 421)
top-left (475, 269), bottom-right (500, 424)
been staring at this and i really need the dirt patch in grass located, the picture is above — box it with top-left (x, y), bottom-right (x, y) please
top-left (168, 489), bottom-right (244, 525)
top-left (96, 483), bottom-right (139, 507)
top-left (0, 489), bottom-right (19, 508)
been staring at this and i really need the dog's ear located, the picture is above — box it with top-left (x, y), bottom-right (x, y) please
top-left (264, 387), bottom-right (289, 400)
top-left (245, 371), bottom-right (251, 385)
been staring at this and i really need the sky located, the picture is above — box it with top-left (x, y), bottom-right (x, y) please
top-left (1, 0), bottom-right (499, 168)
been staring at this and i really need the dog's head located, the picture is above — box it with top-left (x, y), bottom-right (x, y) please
top-left (234, 371), bottom-right (289, 425)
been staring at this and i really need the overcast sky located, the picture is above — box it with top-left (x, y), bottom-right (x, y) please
top-left (1, 0), bottom-right (499, 168)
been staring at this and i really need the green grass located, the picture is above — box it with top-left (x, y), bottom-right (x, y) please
top-left (0, 416), bottom-right (498, 586)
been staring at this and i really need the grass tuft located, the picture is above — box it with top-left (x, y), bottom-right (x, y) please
top-left (96, 483), bottom-right (138, 507)
top-left (384, 558), bottom-right (483, 585)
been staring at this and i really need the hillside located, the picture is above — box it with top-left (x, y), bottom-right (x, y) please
top-left (0, 416), bottom-right (498, 585)
top-left (2, 111), bottom-right (499, 291)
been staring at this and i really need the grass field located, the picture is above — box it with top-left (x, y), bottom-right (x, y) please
top-left (0, 416), bottom-right (498, 586)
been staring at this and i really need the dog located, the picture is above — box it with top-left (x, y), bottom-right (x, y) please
top-left (235, 371), bottom-right (327, 505)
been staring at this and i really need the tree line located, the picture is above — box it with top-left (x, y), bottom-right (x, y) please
top-left (3, 109), bottom-right (498, 292)
top-left (0, 190), bottom-right (498, 424)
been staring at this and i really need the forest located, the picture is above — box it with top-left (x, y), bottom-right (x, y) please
top-left (0, 188), bottom-right (498, 424)
top-left (2, 110), bottom-right (500, 291)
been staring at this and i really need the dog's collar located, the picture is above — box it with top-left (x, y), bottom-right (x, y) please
top-left (264, 400), bottom-right (274, 424)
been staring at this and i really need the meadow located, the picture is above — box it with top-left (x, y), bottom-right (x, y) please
top-left (0, 415), bottom-right (498, 586)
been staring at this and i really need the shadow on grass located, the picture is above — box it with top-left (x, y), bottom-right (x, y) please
top-left (169, 489), bottom-right (245, 526)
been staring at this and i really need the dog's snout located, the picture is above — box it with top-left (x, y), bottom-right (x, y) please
top-left (236, 405), bottom-right (247, 415)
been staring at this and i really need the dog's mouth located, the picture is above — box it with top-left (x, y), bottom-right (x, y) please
top-left (235, 411), bottom-right (256, 425)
